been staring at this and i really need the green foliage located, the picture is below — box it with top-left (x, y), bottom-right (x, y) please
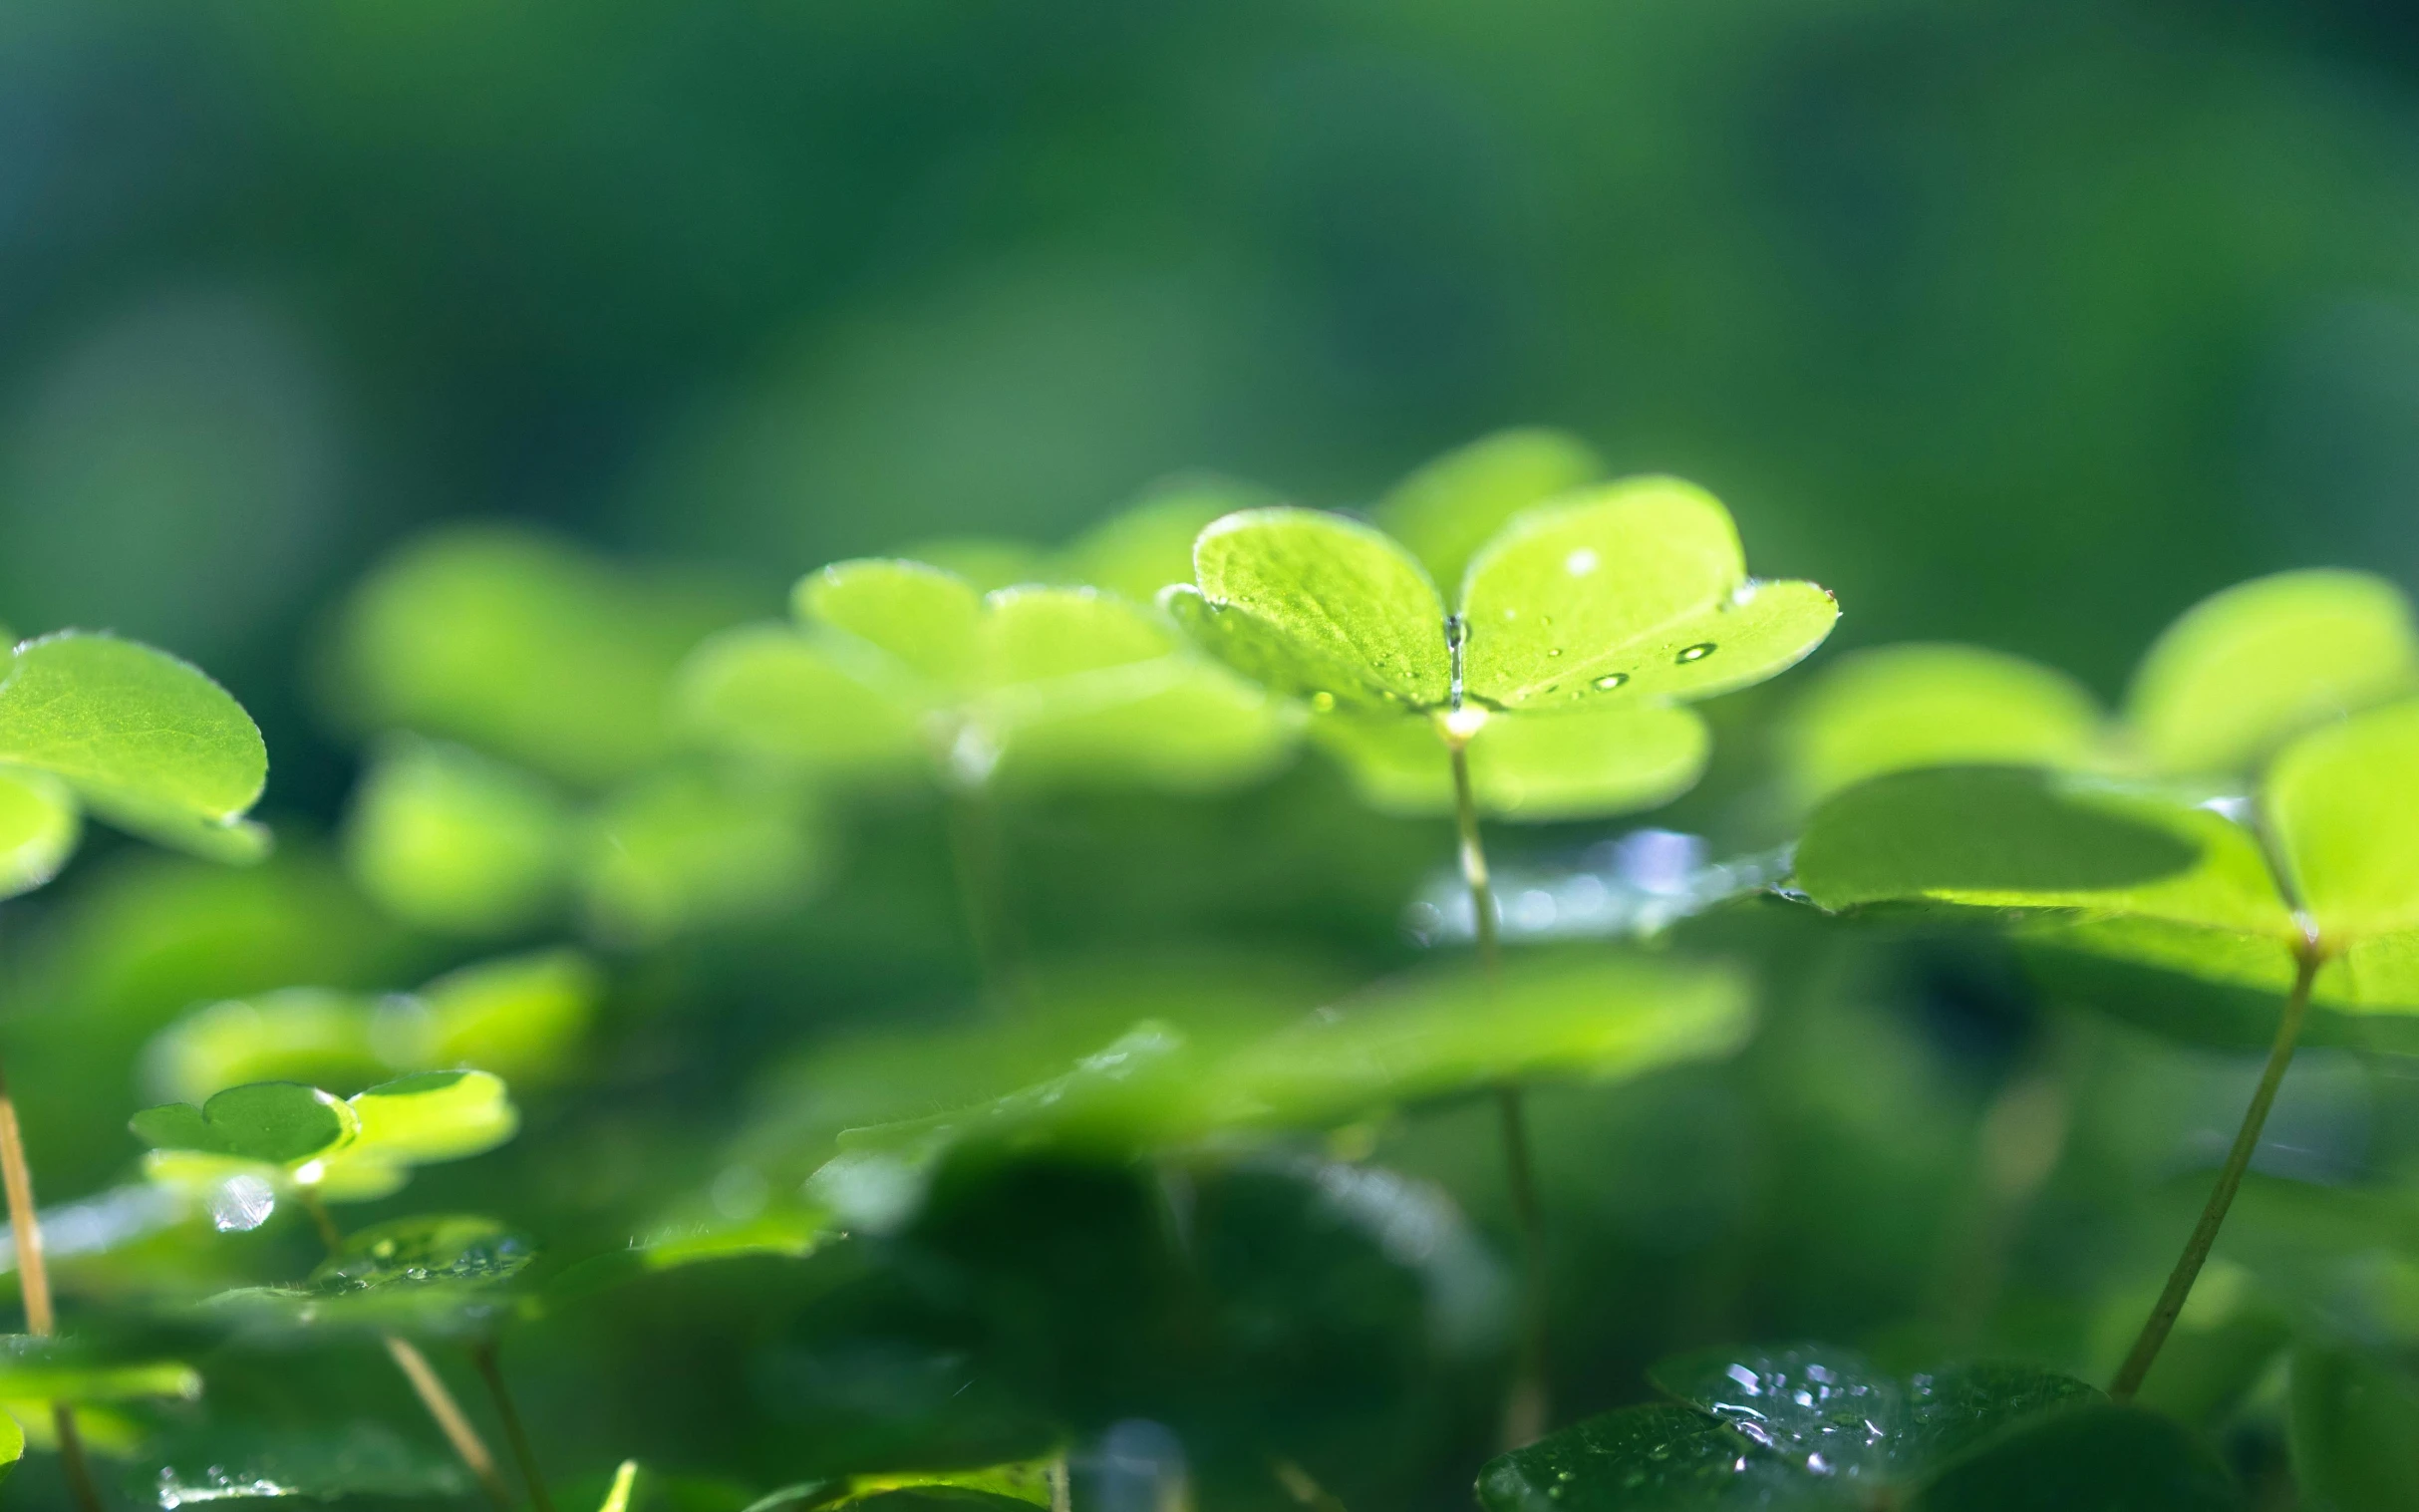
top-left (0, 1338), bottom-right (201, 1403)
top-left (2124, 570), bottom-right (2419, 778)
top-left (0, 630), bottom-right (269, 864)
top-left (1479, 1347), bottom-right (2233, 1512)
top-left (2289, 1345), bottom-right (2419, 1512)
top-left (1782, 645), bottom-right (2105, 807)
top-left (1173, 460), bottom-right (1835, 820)
top-left (344, 736), bottom-right (575, 935)
top-left (135, 1069), bottom-right (519, 1206)
top-left (1376, 428), bottom-right (1605, 593)
top-left (328, 526), bottom-right (747, 787)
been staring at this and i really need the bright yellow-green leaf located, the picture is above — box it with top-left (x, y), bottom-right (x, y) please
top-left (347, 1070), bottom-right (517, 1162)
top-left (343, 739), bottom-right (573, 937)
top-left (985, 660), bottom-right (1297, 794)
top-left (1459, 481), bottom-right (1836, 711)
top-left (0, 1339), bottom-right (201, 1403)
top-left (1188, 508), bottom-right (1450, 709)
top-left (2267, 700), bottom-right (2419, 943)
top-left (1375, 428), bottom-right (1604, 593)
top-left (580, 769), bottom-right (823, 944)
top-left (674, 624), bottom-right (926, 778)
top-left (599, 1460), bottom-right (641, 1512)
top-left (0, 767), bottom-right (79, 900)
top-left (1201, 948), bottom-right (1751, 1129)
top-left (329, 527), bottom-right (745, 787)
top-left (1311, 703), bottom-right (1708, 822)
top-left (148, 988), bottom-right (384, 1103)
top-left (795, 558), bottom-right (984, 688)
top-left (2125, 569), bottom-right (2419, 777)
top-left (0, 632), bottom-right (269, 860)
top-left (0, 1401), bottom-right (18, 1476)
top-left (407, 949), bottom-right (600, 1083)
top-left (1796, 767), bottom-right (2296, 940)
top-left (979, 586), bottom-right (1176, 685)
top-left (1063, 474), bottom-right (1279, 604)
top-left (1783, 644), bottom-right (2106, 806)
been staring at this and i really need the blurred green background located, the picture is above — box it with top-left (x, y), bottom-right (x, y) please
top-left (6, 0), bottom-right (2417, 814)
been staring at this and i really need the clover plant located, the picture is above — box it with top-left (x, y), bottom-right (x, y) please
top-left (1165, 434), bottom-right (1836, 1440)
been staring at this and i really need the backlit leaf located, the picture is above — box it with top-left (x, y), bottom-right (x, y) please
top-left (797, 559), bottom-right (985, 689)
top-left (581, 767), bottom-right (824, 944)
top-left (1782, 644), bottom-right (2105, 806)
top-left (1309, 703), bottom-right (1709, 821)
top-left (147, 988), bottom-right (385, 1103)
top-left (675, 624), bottom-right (926, 777)
top-left (2125, 569), bottom-right (2419, 777)
top-left (1458, 481), bottom-right (1836, 712)
top-left (342, 738), bottom-right (573, 937)
top-left (403, 948), bottom-right (600, 1083)
top-left (0, 1337), bottom-right (200, 1402)
top-left (343, 1070), bottom-right (518, 1167)
top-left (2265, 699), bottom-right (2419, 943)
top-left (0, 631), bottom-right (268, 860)
top-left (1375, 428), bottom-right (1604, 593)
top-left (979, 587), bottom-right (1175, 685)
top-left (986, 660), bottom-right (1297, 794)
top-left (1064, 474), bottom-right (1280, 605)
top-left (310, 1213), bottom-right (535, 1291)
top-left (1187, 508), bottom-right (1450, 709)
top-left (0, 766), bottom-right (79, 900)
top-left (1795, 767), bottom-right (2295, 939)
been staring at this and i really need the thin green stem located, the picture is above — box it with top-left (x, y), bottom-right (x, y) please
top-left (472, 1341), bottom-right (555, 1512)
top-left (0, 1058), bottom-right (105, 1512)
top-left (945, 786), bottom-right (1020, 1011)
top-left (1449, 738), bottom-right (1548, 1446)
top-left (300, 1194), bottom-right (516, 1510)
top-left (2109, 947), bottom-right (2322, 1400)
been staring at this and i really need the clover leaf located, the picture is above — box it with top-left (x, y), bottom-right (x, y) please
top-left (1781, 644), bottom-right (2107, 808)
top-left (200, 1214), bottom-right (537, 1343)
top-left (135, 1070), bottom-right (519, 1210)
top-left (0, 630), bottom-right (269, 864)
top-left (2289, 1343), bottom-right (2419, 1512)
top-left (1169, 475), bottom-right (1835, 820)
top-left (343, 736), bottom-right (575, 936)
top-left (1478, 1346), bottom-right (2233, 1512)
top-left (0, 1337), bottom-right (201, 1405)
top-left (1374, 427), bottom-right (1605, 594)
top-left (681, 562), bottom-right (1295, 796)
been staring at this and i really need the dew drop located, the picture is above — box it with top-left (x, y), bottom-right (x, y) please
top-left (1675, 643), bottom-right (1715, 664)
top-left (1546, 648), bottom-right (1563, 659)
top-left (1593, 673), bottom-right (1629, 691)
top-left (1310, 691), bottom-right (1336, 713)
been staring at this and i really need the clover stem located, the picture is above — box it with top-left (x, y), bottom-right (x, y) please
top-left (0, 1059), bottom-right (104, 1512)
top-left (299, 1193), bottom-right (515, 1510)
top-left (945, 786), bottom-right (1020, 1012)
top-left (2109, 945), bottom-right (2322, 1400)
top-left (472, 1340), bottom-right (555, 1512)
top-left (1448, 738), bottom-right (1549, 1447)
top-left (1048, 1454), bottom-right (1071, 1512)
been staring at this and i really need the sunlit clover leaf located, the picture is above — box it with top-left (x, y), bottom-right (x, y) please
top-left (132, 1081), bottom-right (356, 1167)
top-left (798, 558), bottom-right (988, 691)
top-left (327, 526), bottom-right (749, 787)
top-left (676, 624), bottom-right (926, 779)
top-left (1063, 473), bottom-right (1281, 605)
top-left (1375, 427), bottom-right (1605, 593)
top-left (1459, 480), bottom-right (1838, 713)
top-left (1175, 483), bottom-right (1833, 822)
top-left (0, 767), bottom-right (78, 900)
top-left (738, 1460), bottom-right (1057, 1511)
top-left (0, 631), bottom-right (269, 862)
top-left (137, 1071), bottom-right (517, 1210)
top-left (580, 766), bottom-right (824, 944)
top-left (202, 1214), bottom-right (537, 1342)
top-left (148, 987), bottom-right (387, 1104)
top-left (343, 736), bottom-right (575, 937)
top-left (1479, 1346), bottom-right (2234, 1512)
top-left (0, 1397), bottom-right (17, 1481)
top-left (1781, 644), bottom-right (2106, 809)
top-left (2124, 568), bottom-right (2419, 779)
top-left (1310, 702), bottom-right (1707, 820)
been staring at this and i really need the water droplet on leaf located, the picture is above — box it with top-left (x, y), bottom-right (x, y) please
top-left (1676, 643), bottom-right (1715, 663)
top-left (1594, 673), bottom-right (1628, 691)
top-left (1310, 692), bottom-right (1336, 713)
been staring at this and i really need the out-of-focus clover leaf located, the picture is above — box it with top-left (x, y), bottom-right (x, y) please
top-left (580, 767), bottom-right (824, 944)
top-left (1781, 644), bottom-right (2107, 808)
top-left (326, 525), bottom-right (748, 787)
top-left (1171, 475), bottom-right (1835, 820)
top-left (310, 1214), bottom-right (535, 1291)
top-left (894, 538), bottom-right (1051, 594)
top-left (2288, 1343), bottom-right (2419, 1512)
top-left (200, 1215), bottom-right (536, 1342)
top-left (0, 1407), bottom-right (17, 1482)
top-left (0, 767), bottom-right (78, 899)
top-left (1479, 1346), bottom-right (2229, 1511)
top-left (0, 631), bottom-right (269, 863)
top-left (544, 1204), bottom-right (835, 1304)
top-left (1374, 427), bottom-right (1604, 594)
top-left (342, 737), bottom-right (575, 937)
top-left (144, 950), bottom-right (599, 1102)
top-left (682, 564), bottom-right (1295, 796)
top-left (141, 1421), bottom-right (471, 1506)
top-left (738, 1459), bottom-right (1055, 1511)
top-left (131, 1082), bottom-right (356, 1167)
top-left (136, 1071), bottom-right (518, 1210)
top-left (2124, 569), bottom-right (2419, 779)
top-left (1795, 701), bottom-right (2419, 1043)
top-left (0, 1337), bottom-right (200, 1403)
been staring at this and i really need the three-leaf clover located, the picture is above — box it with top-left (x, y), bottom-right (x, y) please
top-left (1165, 476), bottom-right (1837, 819)
top-left (134, 1070), bottom-right (520, 1220)
top-left (680, 559), bottom-right (1296, 796)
